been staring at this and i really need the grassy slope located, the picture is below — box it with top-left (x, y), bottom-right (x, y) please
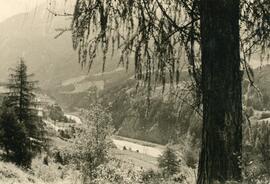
top-left (0, 161), bottom-right (45, 184)
top-left (112, 149), bottom-right (158, 171)
top-left (0, 156), bottom-right (80, 184)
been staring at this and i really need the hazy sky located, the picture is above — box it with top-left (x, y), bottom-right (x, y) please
top-left (0, 0), bottom-right (47, 22)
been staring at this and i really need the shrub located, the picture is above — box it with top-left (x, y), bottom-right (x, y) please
top-left (141, 169), bottom-right (162, 183)
top-left (59, 129), bottom-right (71, 139)
top-left (52, 148), bottom-right (72, 166)
top-left (93, 159), bottom-right (142, 184)
top-left (31, 156), bottom-right (72, 183)
top-left (183, 147), bottom-right (198, 169)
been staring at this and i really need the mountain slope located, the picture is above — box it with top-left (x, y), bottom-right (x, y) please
top-left (0, 4), bottom-right (121, 89)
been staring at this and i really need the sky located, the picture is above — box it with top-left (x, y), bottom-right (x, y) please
top-left (0, 0), bottom-right (47, 22)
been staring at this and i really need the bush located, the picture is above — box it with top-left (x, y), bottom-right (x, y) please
top-left (183, 148), bottom-right (198, 169)
top-left (59, 129), bottom-right (71, 139)
top-left (141, 169), bottom-right (188, 184)
top-left (141, 169), bottom-right (162, 183)
top-left (93, 159), bottom-right (142, 184)
top-left (31, 155), bottom-right (72, 183)
top-left (48, 104), bottom-right (68, 122)
top-left (51, 148), bottom-right (72, 166)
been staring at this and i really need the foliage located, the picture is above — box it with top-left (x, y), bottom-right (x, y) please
top-left (51, 148), bottom-right (73, 166)
top-left (0, 105), bottom-right (32, 167)
top-left (101, 82), bottom-right (201, 144)
top-left (158, 146), bottom-right (181, 176)
top-left (71, 103), bottom-right (114, 183)
top-left (243, 120), bottom-right (270, 183)
top-left (47, 0), bottom-right (266, 103)
top-left (141, 169), bottom-right (161, 183)
top-left (58, 129), bottom-right (71, 139)
top-left (101, 86), bottom-right (132, 130)
top-left (141, 168), bottom-right (189, 184)
top-left (91, 159), bottom-right (142, 184)
top-left (53, 151), bottom-right (65, 165)
top-left (182, 137), bottom-right (199, 170)
top-left (31, 154), bottom-right (80, 184)
top-left (88, 158), bottom-right (189, 184)
top-left (244, 67), bottom-right (270, 111)
top-left (49, 0), bottom-right (269, 182)
top-left (0, 161), bottom-right (46, 184)
top-left (48, 104), bottom-right (68, 122)
top-left (7, 59), bottom-right (38, 124)
top-left (1, 59), bottom-right (46, 168)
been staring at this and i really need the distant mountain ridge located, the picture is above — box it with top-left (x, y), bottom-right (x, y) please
top-left (0, 3), bottom-right (122, 90)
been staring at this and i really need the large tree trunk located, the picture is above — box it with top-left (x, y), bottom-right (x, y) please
top-left (197, 0), bottom-right (242, 183)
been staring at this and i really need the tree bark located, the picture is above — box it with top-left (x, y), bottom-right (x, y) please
top-left (197, 0), bottom-right (242, 183)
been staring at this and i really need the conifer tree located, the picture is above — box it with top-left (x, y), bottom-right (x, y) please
top-left (7, 59), bottom-right (36, 124)
top-left (0, 97), bottom-right (32, 167)
top-left (3, 58), bottom-right (45, 167)
top-left (158, 146), bottom-right (180, 176)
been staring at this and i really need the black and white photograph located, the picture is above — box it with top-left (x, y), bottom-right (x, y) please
top-left (0, 0), bottom-right (269, 183)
